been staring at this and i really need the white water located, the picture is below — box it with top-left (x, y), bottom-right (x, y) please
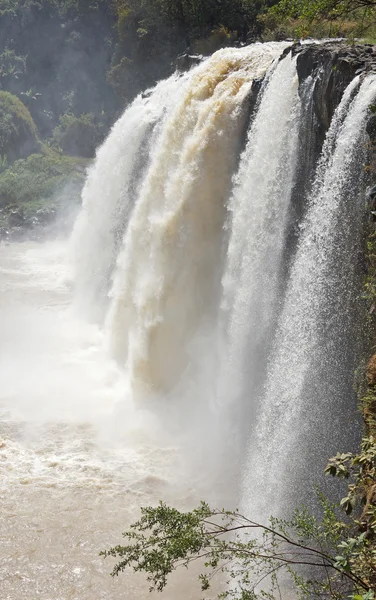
top-left (103, 43), bottom-right (289, 400)
top-left (0, 241), bottom-right (210, 600)
top-left (219, 52), bottom-right (300, 409)
top-left (72, 74), bottom-right (188, 322)
top-left (1, 43), bottom-right (290, 599)
top-left (241, 74), bottom-right (376, 519)
top-left (1, 42), bottom-right (375, 599)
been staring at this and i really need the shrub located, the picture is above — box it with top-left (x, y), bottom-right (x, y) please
top-left (0, 90), bottom-right (40, 162)
top-left (0, 150), bottom-right (88, 213)
top-left (52, 112), bottom-right (106, 158)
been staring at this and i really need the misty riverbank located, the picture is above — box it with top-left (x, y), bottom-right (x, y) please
top-left (0, 151), bottom-right (90, 243)
top-left (0, 204), bottom-right (81, 243)
top-left (0, 203), bottom-right (79, 243)
top-left (0, 240), bottom-right (214, 600)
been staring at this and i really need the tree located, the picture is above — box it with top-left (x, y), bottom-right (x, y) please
top-left (271, 0), bottom-right (376, 29)
top-left (101, 442), bottom-right (376, 600)
top-left (0, 90), bottom-right (40, 162)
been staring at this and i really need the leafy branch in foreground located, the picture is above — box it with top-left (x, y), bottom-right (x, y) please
top-left (101, 492), bottom-right (374, 600)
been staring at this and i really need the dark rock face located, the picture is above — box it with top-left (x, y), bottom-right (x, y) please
top-left (280, 42), bottom-right (376, 228)
top-left (275, 42), bottom-right (376, 289)
top-left (175, 53), bottom-right (203, 72)
top-left (293, 42), bottom-right (376, 135)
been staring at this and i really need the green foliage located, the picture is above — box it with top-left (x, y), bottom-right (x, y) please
top-left (0, 48), bottom-right (26, 87)
top-left (101, 492), bottom-right (373, 599)
top-left (0, 90), bottom-right (39, 162)
top-left (0, 0), bottom-right (280, 118)
top-left (2, 0), bottom-right (375, 131)
top-left (102, 364), bottom-right (376, 599)
top-left (326, 437), bottom-right (376, 522)
top-left (52, 112), bottom-right (106, 158)
top-left (269, 0), bottom-right (376, 40)
top-left (353, 592), bottom-right (375, 600)
top-left (0, 0), bottom-right (118, 134)
top-left (325, 437), bottom-right (376, 590)
top-left (273, 0), bottom-right (376, 22)
top-left (0, 150), bottom-right (87, 214)
top-left (106, 57), bottom-right (134, 101)
top-left (192, 25), bottom-right (237, 55)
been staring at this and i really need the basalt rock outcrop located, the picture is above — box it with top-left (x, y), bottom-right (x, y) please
top-left (280, 42), bottom-right (376, 237)
top-left (179, 42), bottom-right (376, 154)
top-left (294, 42), bottom-right (376, 135)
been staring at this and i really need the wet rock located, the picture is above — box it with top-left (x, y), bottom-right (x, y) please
top-left (34, 206), bottom-right (56, 226)
top-left (288, 41), bottom-right (376, 144)
top-left (7, 208), bottom-right (25, 228)
top-left (367, 185), bottom-right (376, 221)
top-left (367, 184), bottom-right (376, 201)
top-left (0, 203), bottom-right (59, 242)
top-left (8, 226), bottom-right (26, 242)
top-left (175, 53), bottom-right (203, 72)
top-left (360, 483), bottom-right (376, 539)
top-left (367, 115), bottom-right (376, 141)
top-left (367, 354), bottom-right (376, 386)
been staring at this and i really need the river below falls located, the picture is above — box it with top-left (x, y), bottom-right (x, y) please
top-left (0, 240), bottom-right (217, 600)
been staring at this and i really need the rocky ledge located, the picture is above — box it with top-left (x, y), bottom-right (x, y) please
top-left (292, 41), bottom-right (376, 133)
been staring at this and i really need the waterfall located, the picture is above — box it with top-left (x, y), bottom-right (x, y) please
top-left (219, 52), bottom-right (300, 411)
top-left (101, 43), bottom-right (289, 400)
top-left (72, 73), bottom-right (188, 321)
top-left (72, 42), bottom-right (376, 517)
top-left (241, 74), bottom-right (376, 519)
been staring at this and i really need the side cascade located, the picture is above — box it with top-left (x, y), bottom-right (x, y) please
top-left (241, 73), bottom-right (376, 519)
top-left (72, 73), bottom-right (189, 321)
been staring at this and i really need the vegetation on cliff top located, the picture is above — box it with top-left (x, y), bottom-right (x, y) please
top-left (267, 0), bottom-right (376, 39)
top-left (0, 0), bottom-right (278, 128)
top-left (0, 0), bottom-right (375, 153)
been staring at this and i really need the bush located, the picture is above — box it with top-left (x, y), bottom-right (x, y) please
top-left (192, 26), bottom-right (237, 55)
top-left (0, 48), bottom-right (26, 90)
top-left (52, 112), bottom-right (106, 158)
top-left (0, 90), bottom-right (40, 162)
top-left (0, 150), bottom-right (88, 213)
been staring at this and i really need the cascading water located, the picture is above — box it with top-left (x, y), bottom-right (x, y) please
top-left (72, 74), bottom-right (188, 321)
top-left (103, 43), bottom-right (290, 400)
top-left (218, 52), bottom-right (300, 412)
top-left (72, 43), bottom-right (376, 511)
top-left (2, 40), bottom-right (376, 599)
top-left (241, 74), bottom-right (376, 519)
